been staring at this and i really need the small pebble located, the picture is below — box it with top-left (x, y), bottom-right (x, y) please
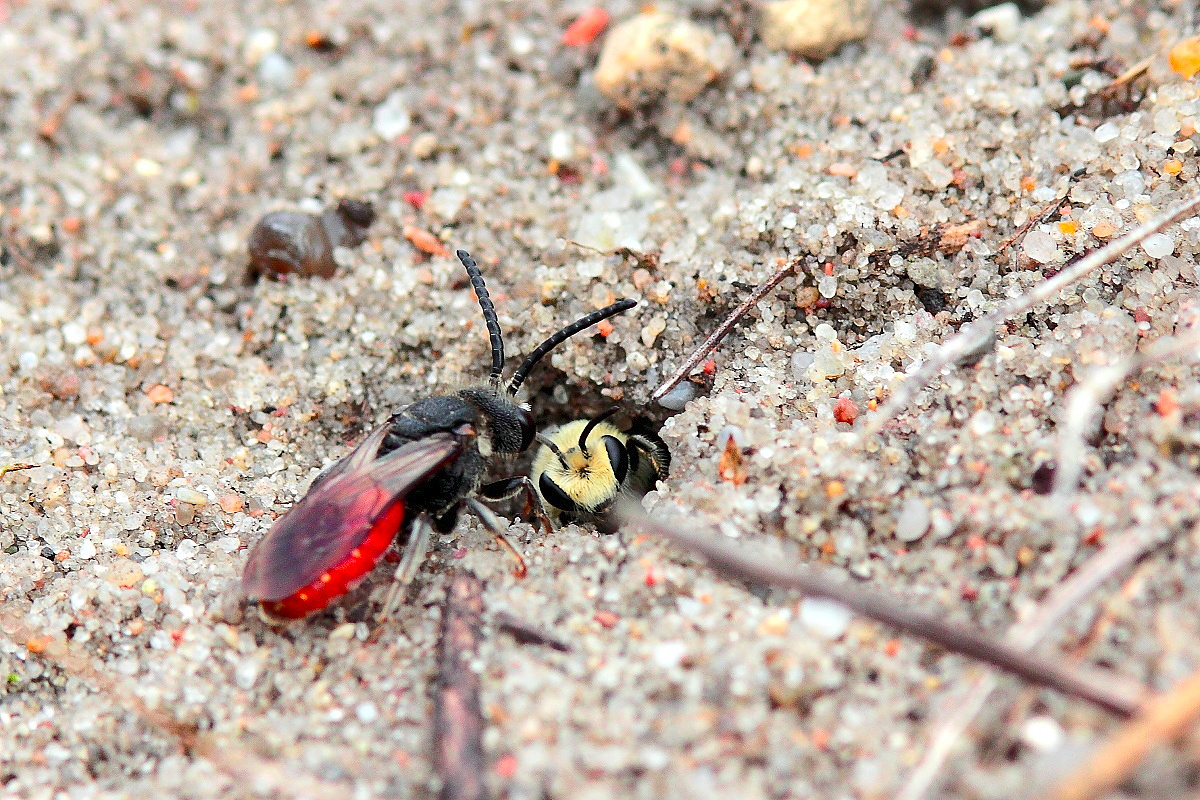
top-left (758, 0), bottom-right (869, 60)
top-left (244, 28), bottom-right (279, 66)
top-left (1020, 716), bottom-right (1064, 752)
top-left (594, 13), bottom-right (733, 110)
top-left (129, 414), bottom-right (168, 442)
top-left (258, 52), bottom-right (295, 90)
top-left (1142, 233), bottom-right (1175, 259)
top-left (372, 91), bottom-right (411, 140)
top-left (1022, 230), bottom-right (1059, 264)
top-left (562, 8), bottom-right (610, 47)
top-left (799, 598), bottom-right (852, 640)
top-left (658, 381), bottom-right (697, 411)
top-left (356, 702), bottom-right (380, 723)
top-left (248, 200), bottom-right (374, 280)
top-left (61, 323), bottom-right (86, 345)
top-left (652, 641), bottom-right (688, 669)
top-left (970, 3), bottom-right (1021, 42)
top-left (216, 536), bottom-right (241, 553)
top-left (235, 658), bottom-right (261, 689)
top-left (833, 397), bottom-right (858, 424)
top-left (176, 488), bottom-right (209, 506)
top-left (146, 384), bottom-right (174, 404)
top-left (1169, 36), bottom-right (1200, 79)
top-left (894, 497), bottom-right (930, 542)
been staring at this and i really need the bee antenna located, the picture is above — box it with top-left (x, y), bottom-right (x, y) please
top-left (578, 406), bottom-right (621, 457)
top-left (536, 433), bottom-right (570, 470)
top-left (457, 249), bottom-right (505, 385)
top-left (507, 299), bottom-right (637, 394)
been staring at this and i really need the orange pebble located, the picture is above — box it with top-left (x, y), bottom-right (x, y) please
top-left (494, 754), bottom-right (518, 778)
top-left (833, 397), bottom-right (859, 424)
top-left (402, 225), bottom-right (449, 257)
top-left (594, 610), bottom-right (620, 629)
top-left (146, 384), bottom-right (174, 404)
top-left (562, 8), bottom-right (610, 47)
top-left (1169, 36), bottom-right (1200, 79)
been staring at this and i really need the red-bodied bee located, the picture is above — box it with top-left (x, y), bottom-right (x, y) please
top-left (241, 249), bottom-right (636, 621)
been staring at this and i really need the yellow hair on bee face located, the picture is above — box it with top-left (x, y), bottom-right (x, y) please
top-left (532, 419), bottom-right (626, 517)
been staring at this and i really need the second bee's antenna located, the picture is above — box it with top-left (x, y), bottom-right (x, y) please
top-left (457, 249), bottom-right (505, 385)
top-left (578, 406), bottom-right (621, 457)
top-left (508, 299), bottom-right (637, 394)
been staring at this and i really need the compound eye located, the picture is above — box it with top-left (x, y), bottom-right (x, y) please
top-left (539, 473), bottom-right (579, 514)
top-left (515, 406), bottom-right (535, 452)
top-left (602, 435), bottom-right (628, 485)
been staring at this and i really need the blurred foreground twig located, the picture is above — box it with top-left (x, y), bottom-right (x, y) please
top-left (434, 573), bottom-right (490, 800)
top-left (896, 527), bottom-right (1166, 800)
top-left (1041, 669), bottom-right (1200, 800)
top-left (0, 609), bottom-right (354, 800)
top-left (619, 504), bottom-right (1146, 717)
top-left (1053, 323), bottom-right (1200, 497)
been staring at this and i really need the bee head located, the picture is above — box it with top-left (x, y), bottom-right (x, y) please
top-left (533, 409), bottom-right (630, 518)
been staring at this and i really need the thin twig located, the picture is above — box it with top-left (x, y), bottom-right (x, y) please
top-left (1041, 669), bottom-right (1200, 800)
top-left (895, 527), bottom-right (1164, 800)
top-left (618, 504), bottom-right (1146, 717)
top-left (1052, 325), bottom-right (1200, 497)
top-left (0, 609), bottom-right (355, 800)
top-left (652, 262), bottom-right (796, 402)
top-left (995, 168), bottom-right (1085, 257)
top-left (859, 191), bottom-right (1200, 443)
top-left (0, 462), bottom-right (37, 478)
top-left (434, 573), bottom-right (491, 800)
top-left (493, 610), bottom-right (571, 652)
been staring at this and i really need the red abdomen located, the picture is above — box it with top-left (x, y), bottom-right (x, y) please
top-left (261, 501), bottom-right (407, 620)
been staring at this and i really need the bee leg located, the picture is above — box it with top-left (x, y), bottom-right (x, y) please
top-left (465, 497), bottom-right (527, 578)
top-left (480, 476), bottom-right (553, 535)
top-left (377, 514), bottom-right (434, 627)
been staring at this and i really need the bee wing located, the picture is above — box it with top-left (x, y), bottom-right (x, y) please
top-left (241, 428), bottom-right (462, 602)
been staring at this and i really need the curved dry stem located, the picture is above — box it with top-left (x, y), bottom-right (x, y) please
top-left (1052, 325), bottom-right (1200, 498)
top-left (894, 528), bottom-right (1164, 800)
top-left (619, 504), bottom-right (1148, 717)
top-left (858, 192), bottom-right (1200, 443)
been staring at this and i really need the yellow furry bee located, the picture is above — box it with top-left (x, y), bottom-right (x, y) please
top-left (532, 407), bottom-right (670, 527)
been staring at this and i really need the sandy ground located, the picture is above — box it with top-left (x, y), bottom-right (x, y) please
top-left (4, 0), bottom-right (1200, 798)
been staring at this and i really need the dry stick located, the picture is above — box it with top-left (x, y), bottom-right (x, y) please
top-left (1041, 669), bottom-right (1200, 800)
top-left (895, 528), bottom-right (1163, 800)
top-left (0, 462), bottom-right (37, 478)
top-left (493, 610), bottom-right (572, 652)
top-left (0, 609), bottom-right (355, 800)
top-left (434, 573), bottom-right (491, 800)
top-left (618, 505), bottom-right (1145, 717)
top-left (1052, 326), bottom-right (1200, 498)
top-left (858, 191), bottom-right (1200, 443)
top-left (994, 169), bottom-right (1084, 257)
top-left (652, 262), bottom-right (796, 402)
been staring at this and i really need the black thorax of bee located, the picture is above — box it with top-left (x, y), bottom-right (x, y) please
top-left (376, 250), bottom-right (635, 534)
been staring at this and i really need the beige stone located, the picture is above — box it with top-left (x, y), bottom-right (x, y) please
top-left (758, 0), bottom-right (871, 60)
top-left (594, 13), bottom-right (733, 110)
